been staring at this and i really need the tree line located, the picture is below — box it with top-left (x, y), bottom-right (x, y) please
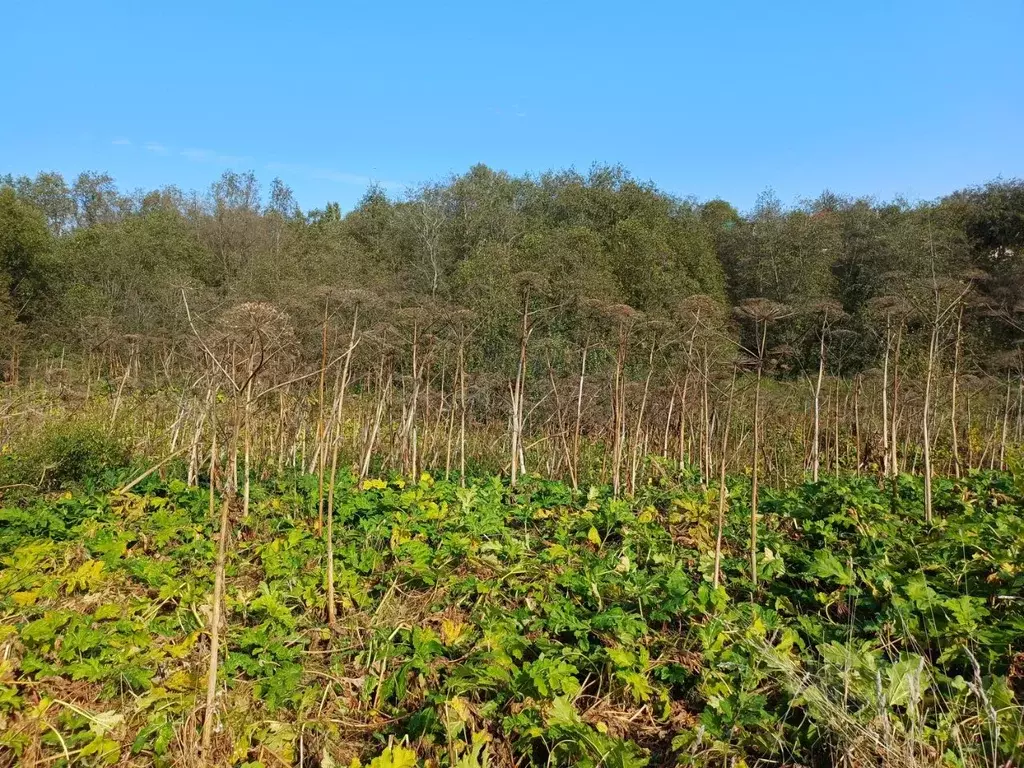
top-left (2, 164), bottom-right (1024, 502)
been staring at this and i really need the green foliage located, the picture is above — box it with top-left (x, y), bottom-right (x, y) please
top-left (0, 470), bottom-right (1021, 766)
top-left (0, 419), bottom-right (129, 490)
top-left (0, 185), bottom-right (53, 333)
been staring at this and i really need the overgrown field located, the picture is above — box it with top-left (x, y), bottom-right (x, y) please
top-left (0, 467), bottom-right (1022, 767)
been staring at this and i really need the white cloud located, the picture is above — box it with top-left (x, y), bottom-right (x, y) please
top-left (180, 148), bottom-right (212, 161)
top-left (492, 105), bottom-right (528, 119)
top-left (180, 147), bottom-right (251, 165)
top-left (118, 137), bottom-right (402, 192)
top-left (266, 161), bottom-right (405, 190)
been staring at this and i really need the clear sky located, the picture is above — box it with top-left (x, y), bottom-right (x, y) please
top-left (3, 0), bottom-right (1022, 213)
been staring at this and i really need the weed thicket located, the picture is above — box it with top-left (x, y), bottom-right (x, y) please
top-left (0, 468), bottom-right (1021, 767)
top-left (0, 419), bottom-right (129, 491)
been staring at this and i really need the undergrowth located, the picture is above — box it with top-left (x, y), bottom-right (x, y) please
top-left (0, 418), bottom-right (129, 492)
top-left (0, 468), bottom-right (1021, 766)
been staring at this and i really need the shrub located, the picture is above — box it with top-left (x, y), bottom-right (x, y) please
top-left (1, 419), bottom-right (129, 490)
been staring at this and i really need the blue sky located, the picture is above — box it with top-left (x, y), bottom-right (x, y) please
top-left (3, 0), bottom-right (1022, 213)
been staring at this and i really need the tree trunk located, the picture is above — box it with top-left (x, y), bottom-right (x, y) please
top-left (202, 397), bottom-right (235, 755)
top-left (922, 321), bottom-right (938, 523)
top-left (751, 319), bottom-right (767, 588)
top-left (1000, 373), bottom-right (1011, 470)
top-left (325, 428), bottom-right (340, 628)
top-left (853, 374), bottom-right (862, 474)
top-left (360, 357), bottom-right (390, 481)
top-left (662, 386), bottom-right (676, 459)
top-left (833, 377), bottom-right (841, 475)
top-left (713, 371), bottom-right (737, 589)
top-left (629, 342), bottom-right (656, 495)
top-left (510, 294), bottom-right (531, 485)
top-left (881, 316), bottom-right (892, 477)
top-left (812, 324), bottom-right (826, 481)
top-left (611, 320), bottom-right (628, 496)
top-left (950, 304), bottom-right (963, 477)
top-left (891, 322), bottom-right (903, 475)
top-left (546, 350), bottom-right (574, 489)
top-left (678, 323), bottom-right (698, 473)
top-left (459, 342), bottom-right (467, 487)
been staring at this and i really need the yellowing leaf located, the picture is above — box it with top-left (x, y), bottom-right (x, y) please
top-left (261, 721), bottom-right (296, 764)
top-left (545, 544), bottom-right (569, 559)
top-left (93, 603), bottom-right (122, 621)
top-left (12, 590), bottom-right (38, 607)
top-left (446, 696), bottom-right (472, 723)
top-left (544, 696), bottom-right (580, 727)
top-left (607, 647), bottom-right (635, 667)
top-left (89, 709), bottom-right (124, 736)
top-left (587, 526), bottom-right (601, 546)
top-left (369, 744), bottom-right (418, 768)
top-left (162, 670), bottom-right (196, 691)
top-left (441, 619), bottom-right (468, 646)
top-left (65, 560), bottom-right (105, 594)
top-left (81, 736), bottom-right (120, 764)
top-left (165, 631), bottom-right (199, 659)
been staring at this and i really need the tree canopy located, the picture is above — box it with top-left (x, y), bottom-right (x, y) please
top-left (1, 165), bottom-right (1022, 382)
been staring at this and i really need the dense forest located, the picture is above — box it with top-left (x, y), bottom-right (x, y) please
top-left (2, 166), bottom-right (1024, 495)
